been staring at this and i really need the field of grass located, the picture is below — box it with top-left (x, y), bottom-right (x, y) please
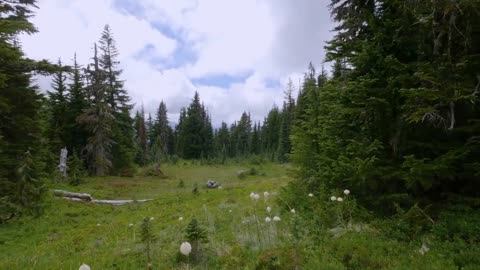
top-left (0, 162), bottom-right (294, 269)
top-left (1, 162), bottom-right (479, 269)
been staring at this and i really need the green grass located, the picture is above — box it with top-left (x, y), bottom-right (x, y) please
top-left (0, 162), bottom-right (292, 269)
top-left (1, 162), bottom-right (478, 269)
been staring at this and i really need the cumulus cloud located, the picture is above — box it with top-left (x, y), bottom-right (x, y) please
top-left (20, 0), bottom-right (333, 126)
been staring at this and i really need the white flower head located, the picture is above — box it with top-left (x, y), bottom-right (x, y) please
top-left (308, 193), bottom-right (314, 197)
top-left (273, 216), bottom-right (281, 222)
top-left (337, 197), bottom-right (343, 202)
top-left (266, 206), bottom-right (271, 213)
top-left (291, 208), bottom-right (296, 214)
top-left (264, 191), bottom-right (270, 199)
top-left (250, 192), bottom-right (255, 199)
top-left (344, 189), bottom-right (350, 195)
top-left (265, 217), bottom-right (271, 222)
top-left (96, 223), bottom-right (101, 227)
top-left (419, 243), bottom-right (429, 255)
top-left (229, 209), bottom-right (232, 213)
top-left (180, 242), bottom-right (192, 256)
top-left (253, 193), bottom-right (260, 200)
top-left (218, 186), bottom-right (223, 189)
top-left (128, 223), bottom-right (134, 227)
top-left (79, 263), bottom-right (91, 270)
top-left (330, 196), bottom-right (337, 201)
top-left (150, 217), bottom-right (154, 221)
top-left (178, 217), bottom-right (183, 221)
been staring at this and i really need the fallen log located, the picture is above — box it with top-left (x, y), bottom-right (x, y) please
top-left (91, 199), bottom-right (153, 205)
top-left (53, 189), bottom-right (152, 205)
top-left (53, 189), bottom-right (93, 201)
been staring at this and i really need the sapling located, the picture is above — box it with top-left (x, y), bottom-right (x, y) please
top-left (185, 218), bottom-right (208, 262)
top-left (140, 217), bottom-right (155, 268)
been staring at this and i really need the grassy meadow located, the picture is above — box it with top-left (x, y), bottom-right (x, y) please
top-left (1, 161), bottom-right (479, 269)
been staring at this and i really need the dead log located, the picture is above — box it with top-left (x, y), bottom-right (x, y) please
top-left (53, 189), bottom-right (93, 201)
top-left (53, 189), bottom-right (152, 205)
top-left (91, 199), bottom-right (153, 205)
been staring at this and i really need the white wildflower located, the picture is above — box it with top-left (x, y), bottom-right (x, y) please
top-left (266, 206), bottom-right (271, 213)
top-left (180, 242), bottom-right (192, 256)
top-left (330, 196), bottom-right (337, 201)
top-left (273, 216), bottom-right (281, 222)
top-left (344, 189), bottom-right (350, 195)
top-left (96, 223), bottom-right (101, 226)
top-left (265, 217), bottom-right (271, 222)
top-left (229, 209), bottom-right (232, 213)
top-left (264, 191), bottom-right (270, 200)
top-left (419, 243), bottom-right (429, 255)
top-left (291, 209), bottom-right (296, 214)
top-left (79, 263), bottom-right (90, 270)
top-left (308, 193), bottom-right (314, 197)
top-left (128, 223), bottom-right (134, 227)
top-left (150, 217), bottom-right (154, 221)
top-left (253, 193), bottom-right (260, 200)
top-left (178, 217), bottom-right (183, 221)
top-left (337, 197), bottom-right (344, 202)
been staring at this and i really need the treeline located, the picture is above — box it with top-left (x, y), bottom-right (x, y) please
top-left (287, 0), bottom-right (480, 211)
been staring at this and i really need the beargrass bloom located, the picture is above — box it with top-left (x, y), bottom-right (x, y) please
top-left (79, 263), bottom-right (90, 270)
top-left (180, 242), bottom-right (192, 256)
top-left (128, 223), bottom-right (134, 227)
top-left (179, 217), bottom-right (183, 221)
top-left (273, 216), bottom-right (281, 222)
top-left (344, 189), bottom-right (350, 195)
top-left (419, 243), bottom-right (429, 255)
top-left (267, 206), bottom-right (271, 213)
top-left (265, 217), bottom-right (271, 222)
top-left (291, 208), bottom-right (296, 214)
top-left (330, 196), bottom-right (337, 201)
top-left (264, 191), bottom-right (270, 199)
top-left (150, 217), bottom-right (154, 221)
top-left (308, 193), bottom-right (314, 197)
top-left (337, 197), bottom-right (343, 202)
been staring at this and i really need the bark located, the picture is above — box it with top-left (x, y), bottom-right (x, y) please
top-left (53, 189), bottom-right (152, 205)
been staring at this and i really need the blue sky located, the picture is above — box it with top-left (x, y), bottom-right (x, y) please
top-left (21, 0), bottom-right (333, 126)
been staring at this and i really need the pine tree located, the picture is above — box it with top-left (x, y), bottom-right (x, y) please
top-left (47, 58), bottom-right (69, 153)
top-left (277, 78), bottom-right (296, 162)
top-left (66, 53), bottom-right (88, 158)
top-left (77, 43), bottom-right (114, 176)
top-left (134, 106), bottom-right (148, 166)
top-left (0, 0), bottom-right (54, 221)
top-left (152, 101), bottom-right (170, 159)
top-left (261, 106), bottom-right (281, 160)
top-left (98, 24), bottom-right (136, 175)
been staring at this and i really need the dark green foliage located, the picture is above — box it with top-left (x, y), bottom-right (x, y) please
top-left (192, 183), bottom-right (199, 195)
top-left (277, 78), bottom-right (296, 162)
top-left (134, 107), bottom-right (148, 166)
top-left (47, 59), bottom-right (69, 152)
top-left (185, 218), bottom-right (208, 260)
top-left (140, 217), bottom-right (154, 263)
top-left (68, 150), bottom-right (85, 186)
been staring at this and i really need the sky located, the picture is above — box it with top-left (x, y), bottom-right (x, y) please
top-left (20, 0), bottom-right (333, 126)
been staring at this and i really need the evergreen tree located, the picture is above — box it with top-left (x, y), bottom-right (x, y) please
top-left (261, 106), bottom-right (282, 160)
top-left (152, 101), bottom-right (170, 159)
top-left (66, 53), bottom-right (88, 158)
top-left (134, 106), bottom-right (148, 166)
top-left (77, 44), bottom-right (114, 176)
top-left (215, 122), bottom-right (230, 162)
top-left (98, 24), bottom-right (136, 175)
top-left (0, 0), bottom-right (54, 221)
top-left (47, 58), bottom-right (69, 153)
top-left (277, 78), bottom-right (296, 162)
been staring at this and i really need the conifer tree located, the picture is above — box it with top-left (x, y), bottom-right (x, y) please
top-left (134, 106), bottom-right (148, 165)
top-left (277, 78), bottom-right (296, 162)
top-left (77, 44), bottom-right (114, 176)
top-left (47, 59), bottom-right (69, 152)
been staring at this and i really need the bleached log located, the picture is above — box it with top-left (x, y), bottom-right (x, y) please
top-left (91, 199), bottom-right (153, 205)
top-left (53, 189), bottom-right (93, 201)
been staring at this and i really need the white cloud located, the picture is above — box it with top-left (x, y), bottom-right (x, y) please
top-left (21, 0), bottom-right (333, 127)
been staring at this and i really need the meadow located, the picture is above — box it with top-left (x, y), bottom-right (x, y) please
top-left (1, 162), bottom-right (479, 269)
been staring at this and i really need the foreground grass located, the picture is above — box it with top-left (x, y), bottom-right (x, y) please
top-left (1, 162), bottom-right (478, 269)
top-left (0, 162), bottom-right (292, 269)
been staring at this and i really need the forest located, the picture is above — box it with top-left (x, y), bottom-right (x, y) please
top-left (1, 0), bottom-right (479, 269)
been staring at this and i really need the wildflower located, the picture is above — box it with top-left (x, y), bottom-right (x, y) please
top-left (265, 217), bottom-right (272, 222)
top-left (330, 196), bottom-right (337, 201)
top-left (273, 216), bottom-right (281, 222)
top-left (266, 206), bottom-right (271, 213)
top-left (229, 210), bottom-right (232, 213)
top-left (150, 217), bottom-right (154, 221)
top-left (179, 217), bottom-right (183, 221)
top-left (344, 189), bottom-right (350, 195)
top-left (79, 263), bottom-right (91, 270)
top-left (96, 223), bottom-right (101, 226)
top-left (218, 186), bottom-right (223, 189)
top-left (337, 197), bottom-right (343, 202)
top-left (264, 191), bottom-right (270, 200)
top-left (291, 208), bottom-right (296, 214)
top-left (308, 193), bottom-right (314, 197)
top-left (128, 223), bottom-right (134, 227)
top-left (250, 192), bottom-right (255, 199)
top-left (419, 243), bottom-right (429, 255)
top-left (180, 242), bottom-right (192, 256)
top-left (253, 193), bottom-right (260, 200)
